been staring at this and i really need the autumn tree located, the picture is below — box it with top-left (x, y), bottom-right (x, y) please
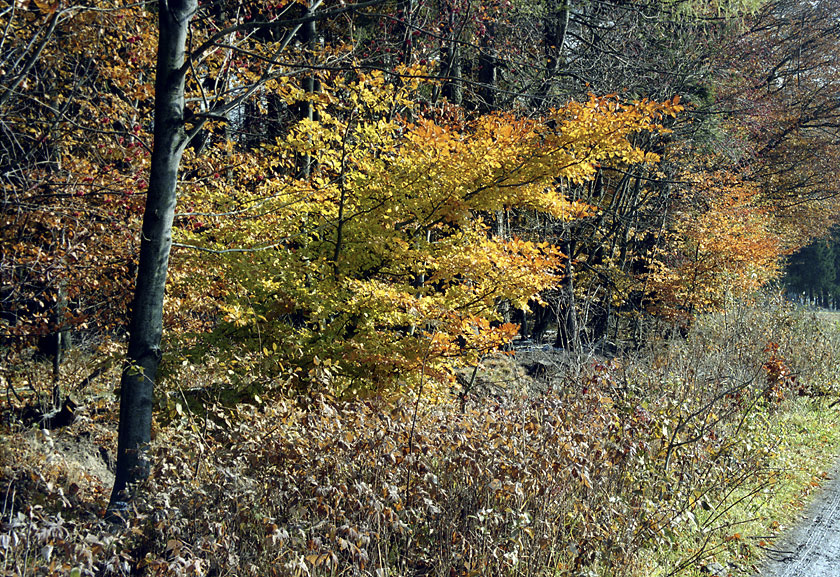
top-left (1, 1), bottom-right (155, 383)
top-left (713, 0), bottom-right (840, 238)
top-left (176, 75), bottom-right (678, 391)
top-left (646, 163), bottom-right (785, 322)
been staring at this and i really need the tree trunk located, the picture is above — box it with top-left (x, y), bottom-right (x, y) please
top-left (297, 4), bottom-right (320, 178)
top-left (476, 22), bottom-right (497, 113)
top-left (544, 0), bottom-right (570, 79)
top-left (51, 279), bottom-right (69, 386)
top-left (530, 300), bottom-right (551, 343)
top-left (555, 239), bottom-right (578, 351)
top-left (108, 0), bottom-right (195, 515)
top-left (533, 0), bottom-right (570, 108)
top-left (397, 0), bottom-right (416, 65)
top-left (439, 0), bottom-right (463, 105)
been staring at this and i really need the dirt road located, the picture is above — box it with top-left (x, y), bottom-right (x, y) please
top-left (758, 461), bottom-right (840, 576)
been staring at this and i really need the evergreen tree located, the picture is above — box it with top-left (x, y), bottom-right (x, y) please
top-left (785, 231), bottom-right (839, 307)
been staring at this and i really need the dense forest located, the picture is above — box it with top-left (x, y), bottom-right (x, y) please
top-left (784, 229), bottom-right (840, 308)
top-left (5, 0), bottom-right (840, 575)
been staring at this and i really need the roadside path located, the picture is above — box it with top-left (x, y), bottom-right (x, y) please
top-left (758, 459), bottom-right (840, 576)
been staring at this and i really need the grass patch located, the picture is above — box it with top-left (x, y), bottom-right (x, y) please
top-left (637, 398), bottom-right (840, 576)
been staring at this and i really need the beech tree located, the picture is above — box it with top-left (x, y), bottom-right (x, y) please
top-left (99, 0), bottom-right (445, 513)
top-left (107, 0), bottom-right (197, 512)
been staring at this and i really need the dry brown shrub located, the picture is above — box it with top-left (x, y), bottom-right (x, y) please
top-left (3, 293), bottom-right (840, 577)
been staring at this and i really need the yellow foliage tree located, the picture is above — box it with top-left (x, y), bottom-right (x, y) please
top-left (174, 71), bottom-right (681, 392)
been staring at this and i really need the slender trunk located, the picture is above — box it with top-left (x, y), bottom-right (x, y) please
top-left (617, 175), bottom-right (642, 273)
top-left (495, 209), bottom-right (511, 323)
top-left (332, 113), bottom-right (355, 276)
top-left (555, 239), bottom-right (578, 351)
top-left (0, 12), bottom-right (60, 110)
top-left (533, 0), bottom-right (570, 108)
top-left (296, 4), bottom-right (321, 178)
top-left (438, 0), bottom-right (463, 105)
top-left (544, 0), bottom-right (570, 78)
top-left (441, 44), bottom-right (462, 104)
top-left (49, 278), bottom-right (69, 418)
top-left (50, 227), bottom-right (69, 389)
top-left (397, 0), bottom-right (416, 65)
top-left (108, 0), bottom-right (195, 514)
top-left (477, 23), bottom-right (497, 113)
top-left (51, 279), bottom-right (68, 386)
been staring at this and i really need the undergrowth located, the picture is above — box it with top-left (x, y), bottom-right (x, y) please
top-left (2, 294), bottom-right (840, 576)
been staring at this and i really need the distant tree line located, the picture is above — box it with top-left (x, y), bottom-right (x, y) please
top-left (784, 229), bottom-right (840, 309)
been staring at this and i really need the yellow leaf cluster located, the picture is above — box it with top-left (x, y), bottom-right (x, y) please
top-left (178, 74), bottom-right (676, 391)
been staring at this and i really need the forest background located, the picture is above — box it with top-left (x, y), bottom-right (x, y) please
top-left (5, 0), bottom-right (840, 575)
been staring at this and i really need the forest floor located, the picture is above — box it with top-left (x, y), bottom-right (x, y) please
top-left (11, 367), bottom-right (840, 577)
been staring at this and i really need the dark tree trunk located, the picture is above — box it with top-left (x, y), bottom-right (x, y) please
top-left (530, 300), bottom-right (552, 343)
top-left (476, 22), bottom-right (497, 113)
top-left (555, 240), bottom-right (578, 351)
top-left (533, 0), bottom-right (570, 108)
top-left (439, 0), bottom-right (463, 105)
top-left (544, 0), bottom-right (570, 79)
top-left (516, 306), bottom-right (528, 338)
top-left (108, 0), bottom-right (195, 515)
